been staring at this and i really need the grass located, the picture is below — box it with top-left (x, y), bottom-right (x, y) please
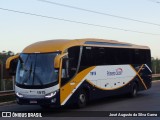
top-left (0, 95), bottom-right (15, 103)
top-left (152, 77), bottom-right (160, 81)
top-left (0, 79), bottom-right (14, 91)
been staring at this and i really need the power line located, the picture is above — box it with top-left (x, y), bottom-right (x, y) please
top-left (37, 0), bottom-right (160, 27)
top-left (0, 7), bottom-right (160, 36)
top-left (147, 0), bottom-right (160, 4)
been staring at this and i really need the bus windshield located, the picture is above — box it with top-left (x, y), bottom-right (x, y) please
top-left (16, 52), bottom-right (59, 86)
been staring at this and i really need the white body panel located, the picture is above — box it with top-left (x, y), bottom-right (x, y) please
top-left (15, 84), bottom-right (59, 98)
top-left (85, 65), bottom-right (136, 89)
top-left (61, 65), bottom-right (137, 105)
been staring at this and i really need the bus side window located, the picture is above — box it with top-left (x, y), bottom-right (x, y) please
top-left (105, 48), bottom-right (116, 65)
top-left (61, 46), bottom-right (80, 86)
top-left (94, 47), bottom-right (106, 65)
top-left (61, 57), bottom-right (69, 79)
top-left (79, 46), bottom-right (94, 72)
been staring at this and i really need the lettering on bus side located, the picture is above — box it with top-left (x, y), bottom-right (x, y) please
top-left (107, 68), bottom-right (123, 76)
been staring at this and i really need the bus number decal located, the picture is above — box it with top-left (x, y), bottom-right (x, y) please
top-left (90, 71), bottom-right (96, 76)
top-left (37, 91), bottom-right (45, 95)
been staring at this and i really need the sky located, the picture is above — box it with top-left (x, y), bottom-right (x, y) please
top-left (0, 0), bottom-right (160, 58)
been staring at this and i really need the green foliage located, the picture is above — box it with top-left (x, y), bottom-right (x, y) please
top-left (0, 51), bottom-right (15, 90)
top-left (0, 95), bottom-right (15, 103)
top-left (152, 57), bottom-right (160, 74)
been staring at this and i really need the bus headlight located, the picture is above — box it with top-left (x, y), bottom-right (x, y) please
top-left (45, 91), bottom-right (57, 98)
top-left (16, 92), bottom-right (23, 98)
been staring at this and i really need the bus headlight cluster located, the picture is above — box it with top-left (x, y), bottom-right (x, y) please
top-left (16, 92), bottom-right (23, 98)
top-left (45, 91), bottom-right (57, 98)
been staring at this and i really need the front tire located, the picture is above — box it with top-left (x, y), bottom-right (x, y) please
top-left (77, 90), bottom-right (87, 108)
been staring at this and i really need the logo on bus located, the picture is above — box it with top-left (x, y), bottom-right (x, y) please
top-left (90, 71), bottom-right (96, 76)
top-left (107, 68), bottom-right (123, 76)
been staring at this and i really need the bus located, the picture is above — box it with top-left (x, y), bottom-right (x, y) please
top-left (6, 38), bottom-right (152, 108)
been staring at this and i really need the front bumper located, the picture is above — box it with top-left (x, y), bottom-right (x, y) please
top-left (16, 96), bottom-right (60, 107)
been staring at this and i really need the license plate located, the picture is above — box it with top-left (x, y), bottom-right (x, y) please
top-left (30, 100), bottom-right (37, 104)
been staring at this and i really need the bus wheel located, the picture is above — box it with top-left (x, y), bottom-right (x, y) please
top-left (77, 90), bottom-right (87, 108)
top-left (129, 83), bottom-right (138, 97)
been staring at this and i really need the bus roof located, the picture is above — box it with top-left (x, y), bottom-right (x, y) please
top-left (22, 38), bottom-right (150, 53)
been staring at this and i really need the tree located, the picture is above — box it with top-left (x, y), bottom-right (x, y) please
top-left (151, 57), bottom-right (160, 74)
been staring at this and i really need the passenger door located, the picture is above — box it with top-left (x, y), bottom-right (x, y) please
top-left (60, 46), bottom-right (80, 105)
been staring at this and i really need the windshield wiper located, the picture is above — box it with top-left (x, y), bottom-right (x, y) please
top-left (21, 54), bottom-right (33, 85)
top-left (19, 56), bottom-right (25, 70)
top-left (21, 62), bottom-right (32, 85)
top-left (32, 54), bottom-right (43, 86)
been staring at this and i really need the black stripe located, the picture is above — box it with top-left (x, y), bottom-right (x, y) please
top-left (16, 81), bottom-right (58, 89)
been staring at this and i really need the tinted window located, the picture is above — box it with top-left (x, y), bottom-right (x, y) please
top-left (61, 46), bottom-right (80, 86)
top-left (79, 46), bottom-right (151, 71)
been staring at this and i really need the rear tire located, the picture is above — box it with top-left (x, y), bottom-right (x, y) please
top-left (77, 90), bottom-right (87, 108)
top-left (129, 83), bottom-right (138, 97)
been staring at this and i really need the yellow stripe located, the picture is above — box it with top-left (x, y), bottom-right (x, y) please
top-left (58, 58), bottom-right (62, 88)
top-left (137, 74), bottom-right (147, 90)
top-left (130, 64), bottom-right (147, 90)
top-left (60, 66), bottom-right (96, 105)
top-left (137, 64), bottom-right (144, 73)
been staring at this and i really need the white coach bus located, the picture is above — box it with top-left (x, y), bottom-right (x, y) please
top-left (6, 38), bottom-right (152, 108)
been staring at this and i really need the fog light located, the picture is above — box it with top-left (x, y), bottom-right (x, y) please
top-left (51, 98), bottom-right (56, 103)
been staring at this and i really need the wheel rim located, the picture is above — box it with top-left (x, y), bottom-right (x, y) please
top-left (133, 88), bottom-right (136, 95)
top-left (79, 94), bottom-right (86, 103)
top-left (133, 85), bottom-right (137, 96)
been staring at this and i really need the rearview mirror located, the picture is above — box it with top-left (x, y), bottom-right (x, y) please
top-left (54, 53), bottom-right (68, 69)
top-left (6, 55), bottom-right (19, 76)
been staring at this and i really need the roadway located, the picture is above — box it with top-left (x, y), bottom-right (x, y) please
top-left (0, 81), bottom-right (160, 120)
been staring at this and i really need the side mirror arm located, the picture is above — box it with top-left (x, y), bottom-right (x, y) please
top-left (6, 55), bottom-right (19, 70)
top-left (54, 53), bottom-right (68, 69)
top-left (6, 54), bottom-right (19, 76)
